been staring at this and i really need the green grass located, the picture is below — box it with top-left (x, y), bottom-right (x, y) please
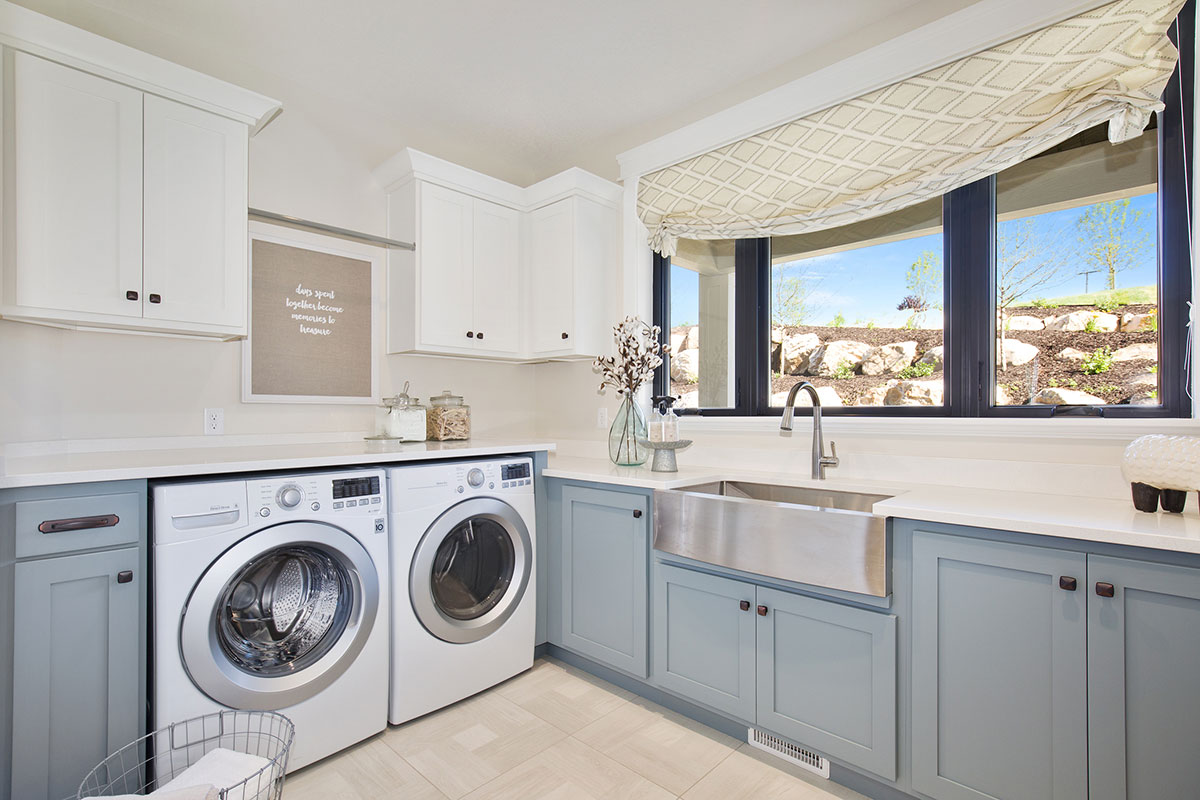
top-left (1027, 286), bottom-right (1156, 307)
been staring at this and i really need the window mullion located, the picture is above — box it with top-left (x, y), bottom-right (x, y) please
top-left (945, 175), bottom-right (996, 417)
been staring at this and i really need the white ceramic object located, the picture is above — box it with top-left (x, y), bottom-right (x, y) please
top-left (1120, 434), bottom-right (1200, 491)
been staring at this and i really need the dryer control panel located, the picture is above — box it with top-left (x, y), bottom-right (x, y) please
top-left (248, 470), bottom-right (387, 520)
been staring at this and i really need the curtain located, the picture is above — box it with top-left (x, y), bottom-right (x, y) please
top-left (638, 0), bottom-right (1184, 257)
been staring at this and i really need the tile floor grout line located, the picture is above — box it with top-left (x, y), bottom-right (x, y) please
top-left (675, 740), bottom-right (741, 798)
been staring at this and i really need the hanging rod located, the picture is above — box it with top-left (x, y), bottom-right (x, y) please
top-left (248, 208), bottom-right (416, 251)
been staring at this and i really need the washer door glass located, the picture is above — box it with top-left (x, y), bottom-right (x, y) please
top-left (217, 545), bottom-right (353, 675)
top-left (411, 497), bottom-right (531, 644)
top-left (431, 518), bottom-right (514, 621)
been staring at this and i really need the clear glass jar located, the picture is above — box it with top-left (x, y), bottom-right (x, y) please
top-left (374, 397), bottom-right (398, 437)
top-left (427, 390), bottom-right (471, 441)
top-left (388, 384), bottom-right (427, 441)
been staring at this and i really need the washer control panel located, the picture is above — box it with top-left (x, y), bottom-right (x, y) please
top-left (450, 458), bottom-right (534, 496)
top-left (248, 470), bottom-right (386, 519)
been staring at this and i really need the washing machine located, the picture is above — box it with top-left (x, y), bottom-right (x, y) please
top-left (152, 469), bottom-right (389, 771)
top-left (387, 457), bottom-right (536, 724)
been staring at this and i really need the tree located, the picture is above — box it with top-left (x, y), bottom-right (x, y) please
top-left (771, 264), bottom-right (818, 327)
top-left (1076, 198), bottom-right (1151, 291)
top-left (995, 217), bottom-right (1071, 369)
top-left (898, 251), bottom-right (942, 328)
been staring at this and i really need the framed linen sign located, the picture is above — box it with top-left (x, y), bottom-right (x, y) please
top-left (243, 222), bottom-right (381, 404)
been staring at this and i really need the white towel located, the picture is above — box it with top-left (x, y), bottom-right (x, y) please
top-left (102, 784), bottom-right (219, 799)
top-left (158, 747), bottom-right (273, 795)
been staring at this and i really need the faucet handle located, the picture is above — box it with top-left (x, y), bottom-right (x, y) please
top-left (824, 441), bottom-right (840, 467)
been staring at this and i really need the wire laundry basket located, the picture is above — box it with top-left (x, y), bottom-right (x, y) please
top-left (77, 710), bottom-right (294, 800)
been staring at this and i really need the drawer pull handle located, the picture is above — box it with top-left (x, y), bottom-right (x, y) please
top-left (116, 570), bottom-right (133, 584)
top-left (38, 514), bottom-right (119, 534)
top-left (466, 331), bottom-right (474, 338)
top-left (148, 293), bottom-right (161, 304)
top-left (126, 290), bottom-right (139, 301)
top-left (632, 509), bottom-right (643, 518)
top-left (739, 600), bottom-right (750, 611)
top-left (1059, 576), bottom-right (1078, 591)
top-left (1096, 582), bottom-right (1116, 598)
top-left (476, 331), bottom-right (484, 340)
top-left (561, 332), bottom-right (569, 340)
top-left (757, 605), bottom-right (769, 616)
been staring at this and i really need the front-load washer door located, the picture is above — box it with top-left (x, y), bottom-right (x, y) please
top-left (179, 521), bottom-right (379, 710)
top-left (410, 497), bottom-right (531, 644)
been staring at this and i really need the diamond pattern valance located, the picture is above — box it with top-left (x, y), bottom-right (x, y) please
top-left (638, 0), bottom-right (1184, 256)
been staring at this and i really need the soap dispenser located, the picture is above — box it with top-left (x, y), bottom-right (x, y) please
top-left (650, 396), bottom-right (679, 443)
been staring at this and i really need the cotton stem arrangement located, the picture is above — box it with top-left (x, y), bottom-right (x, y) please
top-left (594, 316), bottom-right (666, 397)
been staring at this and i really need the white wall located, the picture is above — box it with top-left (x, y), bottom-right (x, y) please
top-left (0, 105), bottom-right (537, 446)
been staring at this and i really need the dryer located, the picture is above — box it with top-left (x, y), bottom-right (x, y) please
top-left (387, 457), bottom-right (536, 724)
top-left (152, 469), bottom-right (389, 771)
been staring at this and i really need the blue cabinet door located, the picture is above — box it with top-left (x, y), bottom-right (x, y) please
top-left (652, 562), bottom-right (756, 720)
top-left (757, 586), bottom-right (897, 780)
top-left (911, 531), bottom-right (1087, 800)
top-left (11, 547), bottom-right (141, 800)
top-left (559, 485), bottom-right (649, 677)
top-left (1088, 555), bottom-right (1200, 800)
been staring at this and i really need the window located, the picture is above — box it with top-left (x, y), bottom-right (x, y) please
top-left (653, 12), bottom-right (1192, 419)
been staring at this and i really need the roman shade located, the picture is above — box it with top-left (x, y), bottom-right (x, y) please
top-left (638, 0), bottom-right (1184, 257)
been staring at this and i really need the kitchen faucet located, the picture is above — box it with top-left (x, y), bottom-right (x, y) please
top-left (780, 381), bottom-right (839, 480)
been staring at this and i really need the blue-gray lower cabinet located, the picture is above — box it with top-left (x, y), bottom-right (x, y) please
top-left (652, 563), bottom-right (756, 721)
top-left (11, 547), bottom-right (141, 800)
top-left (558, 485), bottom-right (650, 677)
top-left (911, 530), bottom-right (1087, 800)
top-left (1087, 555), bottom-right (1200, 800)
top-left (757, 586), bottom-right (897, 781)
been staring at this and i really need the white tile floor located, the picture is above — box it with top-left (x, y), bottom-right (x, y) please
top-left (285, 657), bottom-right (868, 800)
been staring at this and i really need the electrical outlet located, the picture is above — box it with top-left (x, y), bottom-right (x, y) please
top-left (204, 408), bottom-right (224, 435)
top-left (596, 407), bottom-right (609, 428)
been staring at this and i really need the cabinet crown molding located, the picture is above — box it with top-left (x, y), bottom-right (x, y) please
top-left (0, 0), bottom-right (281, 132)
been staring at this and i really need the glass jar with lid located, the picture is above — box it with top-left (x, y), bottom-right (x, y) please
top-left (374, 396), bottom-right (398, 437)
top-left (427, 390), bottom-right (471, 441)
top-left (388, 382), bottom-right (427, 441)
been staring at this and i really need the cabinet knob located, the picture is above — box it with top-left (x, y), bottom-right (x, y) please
top-left (1059, 576), bottom-right (1078, 591)
top-left (757, 605), bottom-right (768, 616)
top-left (632, 509), bottom-right (642, 518)
top-left (116, 570), bottom-right (133, 584)
top-left (477, 331), bottom-right (484, 340)
top-left (126, 290), bottom-right (139, 301)
top-left (739, 600), bottom-right (750, 611)
top-left (148, 293), bottom-right (161, 304)
top-left (561, 332), bottom-right (569, 340)
top-left (466, 331), bottom-right (475, 338)
top-left (1096, 582), bottom-right (1116, 598)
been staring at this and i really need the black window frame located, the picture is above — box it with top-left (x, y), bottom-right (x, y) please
top-left (654, 4), bottom-right (1193, 419)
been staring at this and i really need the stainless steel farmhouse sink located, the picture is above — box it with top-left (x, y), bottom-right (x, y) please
top-left (653, 481), bottom-right (892, 597)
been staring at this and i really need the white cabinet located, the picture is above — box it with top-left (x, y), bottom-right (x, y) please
top-left (0, 40), bottom-right (274, 340)
top-left (528, 193), bottom-right (617, 358)
top-left (387, 179), bottom-right (522, 358)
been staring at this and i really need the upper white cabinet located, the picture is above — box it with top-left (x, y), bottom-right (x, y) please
top-left (0, 3), bottom-right (279, 339)
top-left (376, 149), bottom-right (620, 362)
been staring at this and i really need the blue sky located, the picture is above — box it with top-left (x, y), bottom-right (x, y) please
top-left (670, 193), bottom-right (1158, 328)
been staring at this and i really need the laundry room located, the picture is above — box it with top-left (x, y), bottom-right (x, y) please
top-left (3, 1), bottom-right (1200, 799)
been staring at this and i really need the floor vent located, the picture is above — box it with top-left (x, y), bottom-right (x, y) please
top-left (747, 728), bottom-right (831, 779)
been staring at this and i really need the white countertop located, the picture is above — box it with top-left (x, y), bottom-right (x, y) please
top-left (0, 438), bottom-right (556, 489)
top-left (544, 454), bottom-right (1200, 556)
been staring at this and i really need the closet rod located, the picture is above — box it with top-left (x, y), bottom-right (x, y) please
top-left (248, 208), bottom-right (416, 251)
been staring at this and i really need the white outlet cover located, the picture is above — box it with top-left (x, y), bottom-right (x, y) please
top-left (204, 408), bottom-right (224, 435)
top-left (597, 407), bottom-right (609, 428)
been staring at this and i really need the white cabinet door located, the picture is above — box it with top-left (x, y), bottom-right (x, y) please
top-left (143, 95), bottom-right (248, 330)
top-left (471, 198), bottom-right (520, 355)
top-left (528, 200), bottom-right (575, 354)
top-left (11, 52), bottom-right (143, 318)
top-left (418, 182), bottom-right (475, 349)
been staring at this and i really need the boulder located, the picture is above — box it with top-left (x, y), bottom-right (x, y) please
top-left (678, 391), bottom-right (698, 408)
top-left (1032, 387), bottom-right (1105, 405)
top-left (884, 379), bottom-right (944, 406)
top-left (1113, 343), bottom-right (1157, 362)
top-left (670, 349), bottom-right (699, 383)
top-left (670, 330), bottom-right (687, 354)
top-left (1130, 391), bottom-right (1159, 406)
top-left (780, 333), bottom-right (821, 375)
top-left (997, 338), bottom-right (1039, 367)
top-left (1005, 315), bottom-right (1045, 331)
top-left (809, 340), bottom-right (872, 377)
top-left (1120, 312), bottom-right (1156, 332)
top-left (1043, 310), bottom-right (1120, 332)
top-left (861, 341), bottom-right (918, 376)
top-left (856, 381), bottom-right (898, 407)
top-left (1127, 371), bottom-right (1157, 388)
top-left (772, 385), bottom-right (843, 407)
top-left (1057, 347), bottom-right (1087, 360)
top-left (771, 326), bottom-right (785, 344)
top-left (917, 345), bottom-right (945, 370)
top-left (995, 384), bottom-right (1013, 406)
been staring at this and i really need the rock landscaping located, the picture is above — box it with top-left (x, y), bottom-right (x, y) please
top-left (669, 302), bottom-right (1159, 407)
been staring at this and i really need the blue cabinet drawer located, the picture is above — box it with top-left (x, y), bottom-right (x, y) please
top-left (14, 490), bottom-right (141, 558)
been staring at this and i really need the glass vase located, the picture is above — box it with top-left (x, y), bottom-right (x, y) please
top-left (608, 396), bottom-right (649, 466)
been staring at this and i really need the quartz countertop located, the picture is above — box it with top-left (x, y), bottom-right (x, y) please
top-left (0, 438), bottom-right (556, 489)
top-left (544, 454), bottom-right (1200, 556)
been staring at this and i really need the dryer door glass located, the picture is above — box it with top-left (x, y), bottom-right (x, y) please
top-left (216, 545), bottom-right (353, 675)
top-left (431, 518), bottom-right (514, 620)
